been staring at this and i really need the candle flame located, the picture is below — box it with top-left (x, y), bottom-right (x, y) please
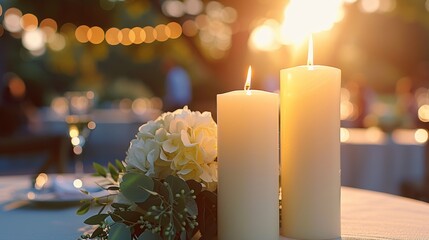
top-left (244, 66), bottom-right (252, 93)
top-left (307, 34), bottom-right (314, 69)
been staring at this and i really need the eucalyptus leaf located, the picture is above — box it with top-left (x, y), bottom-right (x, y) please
top-left (80, 189), bottom-right (89, 195)
top-left (108, 162), bottom-right (119, 182)
top-left (166, 176), bottom-right (198, 216)
top-left (115, 159), bottom-right (126, 172)
top-left (137, 230), bottom-right (162, 240)
top-left (120, 172), bottom-right (154, 203)
top-left (111, 203), bottom-right (130, 210)
top-left (76, 202), bottom-right (91, 215)
top-left (84, 214), bottom-right (109, 225)
top-left (108, 222), bottom-right (131, 240)
top-left (113, 211), bottom-right (141, 224)
top-left (165, 175), bottom-right (191, 196)
top-left (93, 162), bottom-right (107, 177)
top-left (186, 180), bottom-right (202, 195)
top-left (90, 226), bottom-right (105, 239)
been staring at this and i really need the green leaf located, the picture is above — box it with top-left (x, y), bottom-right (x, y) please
top-left (108, 222), bottom-right (131, 240)
top-left (90, 226), bottom-right (105, 239)
top-left (76, 202), bottom-right (91, 215)
top-left (108, 162), bottom-right (119, 182)
top-left (115, 159), bottom-right (126, 172)
top-left (137, 230), bottom-right (162, 240)
top-left (166, 175), bottom-right (197, 216)
top-left (84, 214), bottom-right (109, 225)
top-left (120, 173), bottom-right (154, 203)
top-left (80, 189), bottom-right (89, 195)
top-left (111, 203), bottom-right (131, 210)
top-left (165, 175), bottom-right (191, 196)
top-left (186, 180), bottom-right (202, 196)
top-left (93, 162), bottom-right (107, 178)
top-left (112, 211), bottom-right (141, 224)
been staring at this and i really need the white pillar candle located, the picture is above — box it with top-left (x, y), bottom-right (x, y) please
top-left (280, 37), bottom-right (341, 239)
top-left (217, 67), bottom-right (279, 240)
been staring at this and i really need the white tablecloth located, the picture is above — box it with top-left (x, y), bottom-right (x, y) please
top-left (1, 175), bottom-right (429, 239)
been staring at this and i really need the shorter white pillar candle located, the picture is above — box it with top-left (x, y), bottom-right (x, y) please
top-left (217, 67), bottom-right (279, 240)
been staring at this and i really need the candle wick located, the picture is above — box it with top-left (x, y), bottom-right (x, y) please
top-left (244, 65), bottom-right (252, 93)
top-left (307, 34), bottom-right (314, 69)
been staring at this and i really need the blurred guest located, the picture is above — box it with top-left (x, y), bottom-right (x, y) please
top-left (164, 60), bottom-right (192, 111)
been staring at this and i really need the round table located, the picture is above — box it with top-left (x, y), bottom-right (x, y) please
top-left (1, 175), bottom-right (429, 239)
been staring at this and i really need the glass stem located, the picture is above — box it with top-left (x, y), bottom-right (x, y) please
top-left (75, 156), bottom-right (84, 177)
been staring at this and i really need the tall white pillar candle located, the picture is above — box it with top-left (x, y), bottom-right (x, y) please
top-left (280, 38), bottom-right (341, 239)
top-left (217, 67), bottom-right (279, 240)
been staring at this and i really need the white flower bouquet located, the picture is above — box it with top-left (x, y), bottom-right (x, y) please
top-left (77, 106), bottom-right (218, 240)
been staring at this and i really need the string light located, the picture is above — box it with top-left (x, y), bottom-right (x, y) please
top-left (0, 6), bottom-right (184, 46)
top-left (0, 1), bottom-right (235, 61)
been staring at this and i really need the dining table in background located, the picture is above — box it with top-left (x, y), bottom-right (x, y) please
top-left (341, 128), bottom-right (426, 195)
top-left (1, 174), bottom-right (429, 239)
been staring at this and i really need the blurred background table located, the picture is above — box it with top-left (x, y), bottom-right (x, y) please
top-left (2, 175), bottom-right (429, 240)
top-left (341, 128), bottom-right (427, 196)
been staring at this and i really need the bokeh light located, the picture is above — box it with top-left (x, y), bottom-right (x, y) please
top-left (8, 75), bottom-right (26, 98)
top-left (143, 26), bottom-right (156, 43)
top-left (155, 24), bottom-right (170, 42)
top-left (280, 0), bottom-right (344, 45)
top-left (120, 28), bottom-right (134, 46)
top-left (20, 13), bottom-right (38, 31)
top-left (249, 19), bottom-right (281, 51)
top-left (132, 98), bottom-right (148, 115)
top-left (87, 26), bottom-right (105, 44)
top-left (359, 0), bottom-right (380, 13)
top-left (40, 18), bottom-right (58, 38)
top-left (184, 0), bottom-right (203, 15)
top-left (4, 8), bottom-right (23, 33)
top-left (75, 25), bottom-right (90, 43)
top-left (415, 129), bottom-right (428, 144)
top-left (73, 179), bottom-right (83, 189)
top-left (22, 28), bottom-right (45, 51)
top-left (182, 20), bottom-right (198, 37)
top-left (35, 173), bottom-right (48, 190)
top-left (47, 33), bottom-right (66, 51)
top-left (162, 0), bottom-right (185, 18)
top-left (51, 97), bottom-right (68, 116)
top-left (340, 128), bottom-right (350, 142)
top-left (167, 22), bottom-right (182, 39)
top-left (131, 27), bottom-right (144, 44)
top-left (105, 27), bottom-right (122, 45)
top-left (418, 104), bottom-right (429, 122)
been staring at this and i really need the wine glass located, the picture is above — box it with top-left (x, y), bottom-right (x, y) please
top-left (65, 91), bottom-right (96, 180)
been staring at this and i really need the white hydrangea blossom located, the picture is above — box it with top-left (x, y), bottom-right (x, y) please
top-left (125, 106), bottom-right (218, 190)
